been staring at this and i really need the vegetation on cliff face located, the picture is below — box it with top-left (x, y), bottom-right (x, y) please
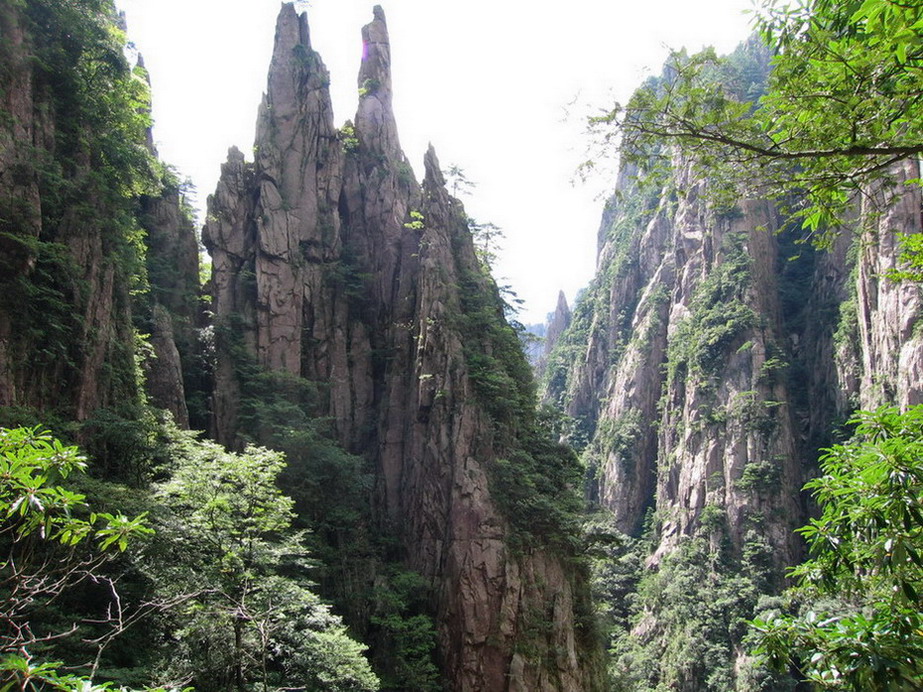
top-left (453, 224), bottom-right (586, 554)
top-left (590, 0), bottom-right (923, 240)
top-left (2, 0), bottom-right (921, 689)
top-left (548, 0), bottom-right (923, 689)
top-left (2, 1), bottom-right (596, 689)
top-left (0, 0), bottom-right (159, 427)
top-left (0, 2), bottom-right (377, 689)
top-left (0, 0), bottom-right (206, 476)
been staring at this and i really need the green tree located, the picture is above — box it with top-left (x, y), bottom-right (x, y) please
top-left (0, 426), bottom-right (153, 689)
top-left (467, 217), bottom-right (504, 271)
top-left (753, 406), bottom-right (923, 689)
top-left (589, 0), bottom-right (923, 240)
top-left (443, 163), bottom-right (476, 197)
top-left (149, 433), bottom-right (378, 692)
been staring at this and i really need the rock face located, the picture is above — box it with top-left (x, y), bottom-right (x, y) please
top-left (547, 149), bottom-right (923, 564)
top-left (0, 2), bottom-right (198, 429)
top-left (0, 2), bottom-right (45, 408)
top-left (204, 5), bottom-right (600, 690)
top-left (853, 159), bottom-right (923, 410)
top-left (139, 180), bottom-right (202, 429)
top-left (532, 290), bottom-right (571, 378)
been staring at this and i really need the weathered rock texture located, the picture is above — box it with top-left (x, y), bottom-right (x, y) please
top-left (532, 290), bottom-right (571, 378)
top-left (546, 151), bottom-right (923, 564)
top-left (853, 159), bottom-right (923, 410)
top-left (0, 2), bottom-right (45, 408)
top-left (203, 5), bottom-right (601, 690)
top-left (139, 179), bottom-right (202, 429)
top-left (0, 3), bottom-right (198, 429)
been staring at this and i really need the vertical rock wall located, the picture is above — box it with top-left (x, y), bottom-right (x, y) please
top-left (0, 2), bottom-right (198, 429)
top-left (549, 150), bottom-right (923, 565)
top-left (853, 159), bottom-right (923, 409)
top-left (204, 5), bottom-right (600, 690)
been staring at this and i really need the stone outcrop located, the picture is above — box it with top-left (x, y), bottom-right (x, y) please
top-left (548, 150), bottom-right (923, 564)
top-left (139, 180), bottom-right (202, 429)
top-left (0, 2), bottom-right (44, 408)
top-left (0, 2), bottom-right (200, 430)
top-left (0, 4), bottom-right (125, 420)
top-left (546, 291), bottom-right (572, 354)
top-left (0, 1), bottom-right (201, 458)
top-left (204, 5), bottom-right (601, 690)
top-left (853, 159), bottom-right (923, 409)
top-left (533, 290), bottom-right (571, 377)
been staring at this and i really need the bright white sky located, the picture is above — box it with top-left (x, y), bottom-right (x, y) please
top-left (115, 0), bottom-right (754, 324)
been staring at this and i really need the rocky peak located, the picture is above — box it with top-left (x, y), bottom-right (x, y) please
top-left (423, 143), bottom-right (446, 188)
top-left (546, 291), bottom-right (571, 351)
top-left (204, 6), bottom-right (602, 689)
top-left (356, 5), bottom-right (400, 157)
top-left (533, 290), bottom-right (571, 379)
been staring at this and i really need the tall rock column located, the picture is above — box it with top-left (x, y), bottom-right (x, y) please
top-left (204, 5), bottom-right (602, 690)
top-left (853, 159), bottom-right (923, 409)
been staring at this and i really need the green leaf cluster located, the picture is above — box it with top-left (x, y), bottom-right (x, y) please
top-left (0, 426), bottom-right (152, 553)
top-left (0, 426), bottom-right (154, 688)
top-left (591, 0), bottom-right (923, 242)
top-left (0, 653), bottom-right (186, 692)
top-left (752, 405), bottom-right (923, 689)
top-left (145, 432), bottom-right (379, 691)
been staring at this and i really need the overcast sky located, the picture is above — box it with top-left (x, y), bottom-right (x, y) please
top-left (115, 0), bottom-right (754, 323)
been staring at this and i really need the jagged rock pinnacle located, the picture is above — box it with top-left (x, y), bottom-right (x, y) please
top-left (540, 290), bottom-right (571, 367)
top-left (423, 143), bottom-right (446, 188)
top-left (555, 289), bottom-right (569, 313)
top-left (356, 5), bottom-right (399, 156)
top-left (275, 3), bottom-right (311, 53)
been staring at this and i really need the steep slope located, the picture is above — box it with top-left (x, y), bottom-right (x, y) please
top-left (550, 155), bottom-right (923, 555)
top-left (545, 92), bottom-right (923, 692)
top-left (204, 5), bottom-right (601, 690)
top-left (0, 1), bottom-right (199, 449)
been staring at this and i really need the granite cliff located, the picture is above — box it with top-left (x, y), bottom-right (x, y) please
top-left (543, 95), bottom-right (923, 687)
top-left (0, 2), bottom-right (199, 446)
top-left (548, 154), bottom-right (923, 553)
top-left (204, 5), bottom-right (601, 690)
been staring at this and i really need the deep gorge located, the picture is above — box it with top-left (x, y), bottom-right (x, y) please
top-left (1, 1), bottom-right (921, 690)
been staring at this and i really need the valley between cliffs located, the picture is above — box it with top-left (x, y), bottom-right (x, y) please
top-left (1, 1), bottom-right (921, 690)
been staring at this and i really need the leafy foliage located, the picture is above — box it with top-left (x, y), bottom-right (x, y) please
top-left (488, 409), bottom-right (585, 552)
top-left (467, 217), bottom-right (504, 271)
top-left (0, 653), bottom-right (185, 692)
top-left (753, 406), bottom-right (923, 689)
top-left (454, 238), bottom-right (536, 430)
top-left (589, 509), bottom-right (792, 691)
top-left (367, 569), bottom-right (441, 692)
top-left (589, 0), bottom-right (923, 240)
top-left (0, 426), bottom-right (154, 689)
top-left (215, 334), bottom-right (437, 688)
top-left (147, 432), bottom-right (379, 691)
